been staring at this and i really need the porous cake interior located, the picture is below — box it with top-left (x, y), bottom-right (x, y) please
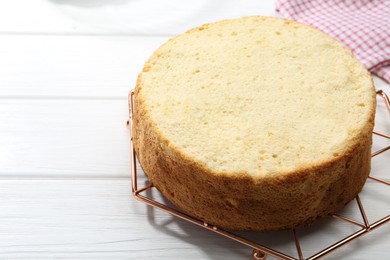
top-left (138, 17), bottom-right (375, 177)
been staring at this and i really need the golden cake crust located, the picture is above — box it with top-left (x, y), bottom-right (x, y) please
top-left (132, 16), bottom-right (376, 231)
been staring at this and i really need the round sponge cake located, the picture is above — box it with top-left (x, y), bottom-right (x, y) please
top-left (132, 16), bottom-right (376, 231)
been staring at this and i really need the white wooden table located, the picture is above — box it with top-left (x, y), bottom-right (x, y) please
top-left (0, 1), bottom-right (388, 259)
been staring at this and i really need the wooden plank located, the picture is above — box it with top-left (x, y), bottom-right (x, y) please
top-left (0, 35), bottom-right (168, 98)
top-left (0, 179), bottom-right (388, 259)
top-left (0, 99), bottom-right (131, 177)
top-left (0, 179), bottom-right (251, 259)
top-left (0, 0), bottom-right (277, 36)
top-left (0, 36), bottom-right (387, 100)
top-left (1, 91), bottom-right (388, 179)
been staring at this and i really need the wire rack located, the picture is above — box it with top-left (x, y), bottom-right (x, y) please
top-left (127, 89), bottom-right (389, 260)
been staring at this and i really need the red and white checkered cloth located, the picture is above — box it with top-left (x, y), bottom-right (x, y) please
top-left (275, 0), bottom-right (390, 83)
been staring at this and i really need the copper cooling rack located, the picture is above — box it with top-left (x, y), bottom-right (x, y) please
top-left (127, 89), bottom-right (389, 260)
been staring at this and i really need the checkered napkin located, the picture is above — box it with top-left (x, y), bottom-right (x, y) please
top-left (275, 0), bottom-right (390, 83)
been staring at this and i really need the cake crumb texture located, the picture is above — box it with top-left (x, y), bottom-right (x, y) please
top-left (133, 16), bottom-right (376, 231)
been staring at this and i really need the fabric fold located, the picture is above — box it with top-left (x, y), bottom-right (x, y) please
top-left (276, 0), bottom-right (390, 83)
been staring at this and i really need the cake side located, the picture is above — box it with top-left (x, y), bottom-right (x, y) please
top-left (132, 16), bottom-right (376, 231)
top-left (133, 90), bottom-right (372, 230)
